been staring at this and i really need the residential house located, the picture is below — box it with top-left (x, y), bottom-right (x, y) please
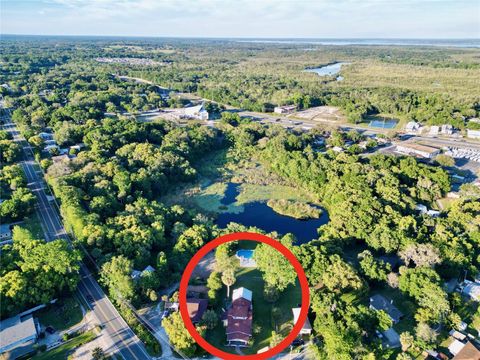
top-left (0, 314), bottom-right (39, 359)
top-left (467, 129), bottom-right (480, 139)
top-left (182, 103), bottom-right (209, 120)
top-left (131, 265), bottom-right (155, 281)
top-left (382, 327), bottom-right (401, 348)
top-left (274, 105), bottom-right (296, 114)
top-left (292, 308), bottom-right (312, 335)
top-left (369, 294), bottom-right (403, 324)
top-left (43, 144), bottom-right (59, 153)
top-left (405, 121), bottom-right (421, 133)
top-left (186, 299), bottom-right (208, 324)
top-left (449, 330), bottom-right (467, 342)
top-left (441, 124), bottom-right (453, 135)
top-left (51, 155), bottom-right (70, 164)
top-left (0, 224), bottom-right (12, 241)
top-left (452, 341), bottom-right (480, 359)
top-left (449, 339), bottom-right (468, 357)
top-left (415, 204), bottom-right (428, 214)
top-left (395, 143), bottom-right (441, 159)
top-left (164, 302), bottom-right (179, 312)
top-left (225, 287), bottom-right (253, 347)
top-left (415, 204), bottom-right (441, 217)
top-left (429, 125), bottom-right (440, 136)
top-left (38, 132), bottom-right (53, 141)
top-left (462, 280), bottom-right (480, 301)
top-left (44, 139), bottom-right (57, 146)
top-left (69, 143), bottom-right (85, 153)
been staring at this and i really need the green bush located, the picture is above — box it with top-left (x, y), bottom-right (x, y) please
top-left (266, 199), bottom-right (322, 219)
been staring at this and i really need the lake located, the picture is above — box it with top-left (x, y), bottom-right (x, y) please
top-left (304, 62), bottom-right (348, 80)
top-left (216, 183), bottom-right (329, 244)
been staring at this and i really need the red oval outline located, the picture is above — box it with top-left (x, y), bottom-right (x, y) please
top-left (178, 231), bottom-right (310, 360)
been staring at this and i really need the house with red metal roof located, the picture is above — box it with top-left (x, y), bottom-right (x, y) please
top-left (225, 287), bottom-right (253, 347)
top-left (186, 298), bottom-right (208, 324)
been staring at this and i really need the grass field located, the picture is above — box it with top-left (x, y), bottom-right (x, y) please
top-left (236, 184), bottom-right (317, 205)
top-left (205, 266), bottom-right (302, 355)
top-left (22, 213), bottom-right (45, 240)
top-left (36, 296), bottom-right (83, 331)
top-left (32, 330), bottom-right (96, 360)
top-left (338, 61), bottom-right (480, 100)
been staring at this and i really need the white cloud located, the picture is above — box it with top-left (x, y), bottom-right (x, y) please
top-left (1, 0), bottom-right (479, 38)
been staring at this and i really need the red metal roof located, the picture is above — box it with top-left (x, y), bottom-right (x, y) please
top-left (226, 298), bottom-right (252, 342)
top-left (186, 298), bottom-right (208, 323)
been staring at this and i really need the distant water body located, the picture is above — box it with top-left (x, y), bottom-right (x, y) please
top-left (237, 38), bottom-right (480, 48)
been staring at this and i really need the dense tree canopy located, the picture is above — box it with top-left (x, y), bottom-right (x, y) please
top-left (0, 227), bottom-right (81, 317)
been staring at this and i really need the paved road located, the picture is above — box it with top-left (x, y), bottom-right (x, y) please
top-left (237, 110), bottom-right (480, 150)
top-left (1, 111), bottom-right (151, 360)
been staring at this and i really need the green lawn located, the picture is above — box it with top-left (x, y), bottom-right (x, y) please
top-left (192, 181), bottom-right (244, 214)
top-left (32, 330), bottom-right (96, 360)
top-left (36, 296), bottom-right (83, 331)
top-left (22, 214), bottom-right (45, 240)
top-left (205, 266), bottom-right (302, 355)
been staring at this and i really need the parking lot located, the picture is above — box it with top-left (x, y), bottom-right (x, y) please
top-left (445, 147), bottom-right (480, 173)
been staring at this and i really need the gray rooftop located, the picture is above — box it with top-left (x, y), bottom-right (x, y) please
top-left (0, 223), bottom-right (12, 235)
top-left (0, 314), bottom-right (37, 352)
top-left (370, 294), bottom-right (403, 323)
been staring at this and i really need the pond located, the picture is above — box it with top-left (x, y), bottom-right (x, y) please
top-left (304, 62), bottom-right (348, 80)
top-left (368, 119), bottom-right (398, 129)
top-left (216, 183), bottom-right (329, 244)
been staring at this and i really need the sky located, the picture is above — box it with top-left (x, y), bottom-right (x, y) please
top-left (1, 0), bottom-right (479, 39)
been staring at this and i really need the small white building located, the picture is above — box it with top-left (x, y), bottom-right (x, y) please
top-left (462, 280), bottom-right (480, 301)
top-left (43, 145), bottom-right (59, 153)
top-left (448, 339), bottom-right (466, 356)
top-left (415, 204), bottom-right (428, 214)
top-left (395, 143), bottom-right (441, 159)
top-left (429, 125), bottom-right (440, 136)
top-left (38, 132), bottom-right (53, 141)
top-left (426, 210), bottom-right (441, 217)
top-left (232, 287), bottom-right (252, 302)
top-left (0, 314), bottom-right (39, 359)
top-left (274, 105), bottom-right (296, 114)
top-left (415, 204), bottom-right (440, 217)
top-left (69, 143), bottom-right (85, 152)
top-left (182, 103), bottom-right (209, 120)
top-left (292, 308), bottom-right (312, 335)
top-left (405, 121), bottom-right (421, 133)
top-left (467, 129), bottom-right (480, 139)
top-left (441, 124), bottom-right (453, 135)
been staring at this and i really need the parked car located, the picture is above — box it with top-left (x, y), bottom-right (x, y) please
top-left (45, 326), bottom-right (56, 334)
top-left (86, 294), bottom-right (94, 303)
top-left (292, 339), bottom-right (304, 346)
top-left (161, 310), bottom-right (169, 319)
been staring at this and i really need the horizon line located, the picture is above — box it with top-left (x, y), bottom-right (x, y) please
top-left (1, 34), bottom-right (479, 41)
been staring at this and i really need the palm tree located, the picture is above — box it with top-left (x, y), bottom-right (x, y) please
top-left (221, 268), bottom-right (236, 298)
top-left (92, 347), bottom-right (106, 360)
